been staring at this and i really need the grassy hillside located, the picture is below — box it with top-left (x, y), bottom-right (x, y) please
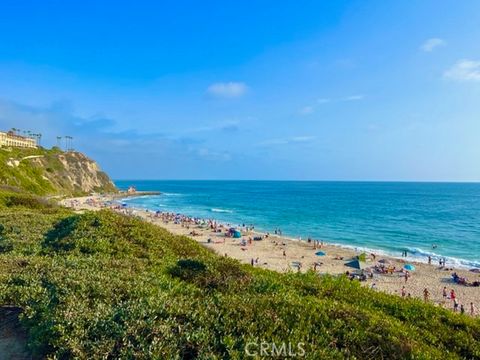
top-left (0, 147), bottom-right (117, 196)
top-left (0, 190), bottom-right (479, 359)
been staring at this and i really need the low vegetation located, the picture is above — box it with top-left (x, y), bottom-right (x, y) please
top-left (0, 190), bottom-right (479, 359)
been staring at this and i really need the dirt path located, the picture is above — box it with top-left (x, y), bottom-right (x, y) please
top-left (0, 307), bottom-right (32, 360)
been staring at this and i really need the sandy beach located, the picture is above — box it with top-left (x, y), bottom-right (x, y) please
top-left (61, 194), bottom-right (480, 317)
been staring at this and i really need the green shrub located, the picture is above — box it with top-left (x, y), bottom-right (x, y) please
top-left (0, 195), bottom-right (478, 359)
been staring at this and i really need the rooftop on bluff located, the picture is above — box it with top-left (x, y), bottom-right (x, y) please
top-left (0, 130), bottom-right (38, 149)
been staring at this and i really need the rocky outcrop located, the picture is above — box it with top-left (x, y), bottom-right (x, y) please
top-left (29, 151), bottom-right (117, 195)
top-left (0, 147), bottom-right (117, 195)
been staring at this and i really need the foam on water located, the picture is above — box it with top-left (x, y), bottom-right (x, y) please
top-left (211, 208), bottom-right (234, 213)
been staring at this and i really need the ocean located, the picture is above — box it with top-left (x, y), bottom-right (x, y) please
top-left (115, 180), bottom-right (480, 269)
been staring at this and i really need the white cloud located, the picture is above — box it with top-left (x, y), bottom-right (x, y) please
top-left (207, 82), bottom-right (248, 98)
top-left (186, 120), bottom-right (240, 133)
top-left (299, 106), bottom-right (314, 115)
top-left (299, 95), bottom-right (363, 115)
top-left (343, 94), bottom-right (365, 101)
top-left (258, 135), bottom-right (316, 147)
top-left (317, 98), bottom-right (331, 104)
top-left (291, 136), bottom-right (315, 142)
top-left (444, 59), bottom-right (480, 82)
top-left (421, 38), bottom-right (446, 52)
top-left (196, 148), bottom-right (232, 161)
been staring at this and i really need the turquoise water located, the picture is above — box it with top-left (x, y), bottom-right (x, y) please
top-left (115, 181), bottom-right (480, 268)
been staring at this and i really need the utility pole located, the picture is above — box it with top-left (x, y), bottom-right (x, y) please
top-left (64, 136), bottom-right (73, 152)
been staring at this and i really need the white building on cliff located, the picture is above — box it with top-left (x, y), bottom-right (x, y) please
top-left (0, 131), bottom-right (37, 148)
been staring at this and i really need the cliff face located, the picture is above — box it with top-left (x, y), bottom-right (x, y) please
top-left (0, 147), bottom-right (117, 196)
top-left (33, 151), bottom-right (117, 195)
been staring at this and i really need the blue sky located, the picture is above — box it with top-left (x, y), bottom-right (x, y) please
top-left (0, 0), bottom-right (479, 181)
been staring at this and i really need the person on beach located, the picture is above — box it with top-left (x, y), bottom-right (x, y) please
top-left (453, 299), bottom-right (459, 312)
top-left (471, 302), bottom-right (475, 316)
top-left (442, 287), bottom-right (447, 300)
top-left (404, 271), bottom-right (409, 283)
top-left (401, 286), bottom-right (406, 298)
top-left (460, 304), bottom-right (465, 314)
top-left (423, 288), bottom-right (429, 302)
top-left (283, 249), bottom-right (286, 257)
top-left (450, 289), bottom-right (456, 301)
top-left (428, 256), bottom-right (431, 265)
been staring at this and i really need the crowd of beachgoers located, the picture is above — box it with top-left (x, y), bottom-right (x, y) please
top-left (62, 195), bottom-right (480, 317)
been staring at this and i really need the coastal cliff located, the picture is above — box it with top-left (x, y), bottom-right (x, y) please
top-left (0, 147), bottom-right (117, 195)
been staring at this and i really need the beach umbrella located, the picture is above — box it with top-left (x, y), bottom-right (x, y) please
top-left (315, 251), bottom-right (326, 256)
top-left (345, 259), bottom-right (366, 270)
top-left (357, 252), bottom-right (367, 262)
top-left (403, 264), bottom-right (416, 271)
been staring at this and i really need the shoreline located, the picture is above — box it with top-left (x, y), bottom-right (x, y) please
top-left (61, 194), bottom-right (480, 317)
top-left (121, 196), bottom-right (480, 271)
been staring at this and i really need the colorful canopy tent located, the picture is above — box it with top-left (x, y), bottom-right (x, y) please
top-left (233, 230), bottom-right (242, 238)
top-left (403, 264), bottom-right (416, 271)
top-left (315, 251), bottom-right (326, 256)
top-left (345, 259), bottom-right (367, 270)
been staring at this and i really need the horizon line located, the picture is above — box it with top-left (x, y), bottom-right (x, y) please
top-left (112, 179), bottom-right (480, 184)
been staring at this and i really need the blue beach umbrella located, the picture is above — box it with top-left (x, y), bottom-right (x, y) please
top-left (404, 264), bottom-right (416, 271)
top-left (345, 259), bottom-right (366, 270)
top-left (315, 251), bottom-right (326, 256)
